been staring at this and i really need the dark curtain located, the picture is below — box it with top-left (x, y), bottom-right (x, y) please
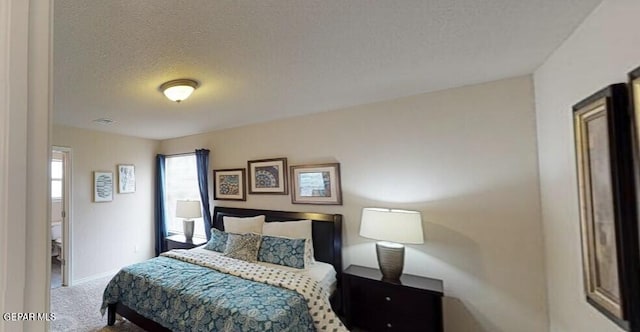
top-left (195, 149), bottom-right (213, 240)
top-left (155, 154), bottom-right (168, 256)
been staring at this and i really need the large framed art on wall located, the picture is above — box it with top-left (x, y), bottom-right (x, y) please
top-left (573, 83), bottom-right (638, 330)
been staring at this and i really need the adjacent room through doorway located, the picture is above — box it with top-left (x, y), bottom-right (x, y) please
top-left (50, 147), bottom-right (71, 288)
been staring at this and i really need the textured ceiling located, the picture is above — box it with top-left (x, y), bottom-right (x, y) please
top-left (53, 0), bottom-right (602, 140)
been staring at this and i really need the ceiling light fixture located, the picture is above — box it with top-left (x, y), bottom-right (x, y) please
top-left (159, 78), bottom-right (199, 103)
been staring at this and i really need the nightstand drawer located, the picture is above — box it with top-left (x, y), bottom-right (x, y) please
top-left (350, 277), bottom-right (439, 331)
top-left (343, 265), bottom-right (443, 332)
top-left (356, 278), bottom-right (432, 311)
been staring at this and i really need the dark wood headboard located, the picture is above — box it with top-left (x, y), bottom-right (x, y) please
top-left (212, 206), bottom-right (344, 310)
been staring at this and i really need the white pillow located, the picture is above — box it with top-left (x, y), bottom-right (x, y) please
top-left (262, 219), bottom-right (312, 238)
top-left (262, 220), bottom-right (315, 265)
top-left (223, 215), bottom-right (265, 234)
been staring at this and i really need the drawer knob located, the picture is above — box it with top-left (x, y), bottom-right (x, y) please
top-left (387, 323), bottom-right (393, 328)
top-left (385, 296), bottom-right (392, 302)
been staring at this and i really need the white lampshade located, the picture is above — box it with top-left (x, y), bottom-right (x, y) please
top-left (160, 79), bottom-right (198, 102)
top-left (359, 208), bottom-right (424, 244)
top-left (175, 200), bottom-right (202, 219)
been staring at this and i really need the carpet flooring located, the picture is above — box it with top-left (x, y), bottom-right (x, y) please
top-left (50, 275), bottom-right (145, 332)
top-left (51, 257), bottom-right (62, 289)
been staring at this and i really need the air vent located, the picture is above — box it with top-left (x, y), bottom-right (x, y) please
top-left (92, 118), bottom-right (115, 125)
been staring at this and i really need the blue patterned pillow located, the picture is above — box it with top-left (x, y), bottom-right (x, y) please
top-left (203, 228), bottom-right (228, 252)
top-left (258, 235), bottom-right (306, 269)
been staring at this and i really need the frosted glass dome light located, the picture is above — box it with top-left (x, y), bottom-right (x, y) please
top-left (160, 79), bottom-right (199, 102)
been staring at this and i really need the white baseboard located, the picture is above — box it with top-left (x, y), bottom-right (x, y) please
top-left (70, 269), bottom-right (120, 286)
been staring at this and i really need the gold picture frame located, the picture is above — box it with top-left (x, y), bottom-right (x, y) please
top-left (630, 67), bottom-right (640, 158)
top-left (573, 84), bottom-right (637, 330)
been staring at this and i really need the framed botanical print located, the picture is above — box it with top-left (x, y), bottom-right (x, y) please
top-left (213, 168), bottom-right (246, 201)
top-left (290, 163), bottom-right (342, 205)
top-left (93, 171), bottom-right (113, 202)
top-left (573, 83), bottom-right (638, 330)
top-left (117, 164), bottom-right (135, 194)
top-left (247, 158), bottom-right (288, 195)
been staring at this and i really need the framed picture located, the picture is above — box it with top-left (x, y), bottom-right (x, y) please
top-left (290, 163), bottom-right (342, 205)
top-left (117, 164), bottom-right (135, 194)
top-left (93, 171), bottom-right (113, 202)
top-left (213, 168), bottom-right (246, 201)
top-left (630, 66), bottom-right (640, 156)
top-left (248, 158), bottom-right (288, 195)
top-left (628, 67), bottom-right (640, 331)
top-left (573, 83), bottom-right (638, 329)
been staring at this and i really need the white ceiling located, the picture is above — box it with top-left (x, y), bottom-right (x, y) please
top-left (53, 0), bottom-right (602, 140)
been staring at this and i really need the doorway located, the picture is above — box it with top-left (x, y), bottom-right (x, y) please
top-left (50, 147), bottom-right (72, 288)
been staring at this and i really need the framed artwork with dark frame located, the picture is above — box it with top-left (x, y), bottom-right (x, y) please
top-left (290, 163), bottom-right (342, 205)
top-left (93, 171), bottom-right (114, 202)
top-left (247, 158), bottom-right (288, 195)
top-left (573, 83), bottom-right (639, 330)
top-left (213, 168), bottom-right (246, 201)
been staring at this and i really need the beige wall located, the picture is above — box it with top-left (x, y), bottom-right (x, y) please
top-left (160, 75), bottom-right (546, 332)
top-left (53, 126), bottom-right (159, 281)
top-left (534, 0), bottom-right (640, 331)
top-left (1, 0), bottom-right (51, 331)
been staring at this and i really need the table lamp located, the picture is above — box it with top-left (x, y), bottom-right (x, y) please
top-left (176, 200), bottom-right (202, 241)
top-left (359, 207), bottom-right (424, 282)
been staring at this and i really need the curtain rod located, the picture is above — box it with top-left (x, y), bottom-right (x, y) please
top-left (165, 151), bottom-right (195, 157)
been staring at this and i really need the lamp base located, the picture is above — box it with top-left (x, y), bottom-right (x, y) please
top-left (376, 242), bottom-right (405, 282)
top-left (183, 219), bottom-right (194, 241)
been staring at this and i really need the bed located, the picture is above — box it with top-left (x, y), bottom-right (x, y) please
top-left (102, 206), bottom-right (344, 331)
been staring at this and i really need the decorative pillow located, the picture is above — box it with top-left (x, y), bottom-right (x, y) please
top-left (303, 239), bottom-right (315, 265)
top-left (223, 215), bottom-right (265, 234)
top-left (203, 228), bottom-right (228, 252)
top-left (258, 235), bottom-right (306, 269)
top-left (263, 220), bottom-right (315, 265)
top-left (223, 232), bottom-right (262, 262)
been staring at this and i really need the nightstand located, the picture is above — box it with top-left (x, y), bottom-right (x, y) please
top-left (165, 234), bottom-right (207, 251)
top-left (343, 265), bottom-right (443, 332)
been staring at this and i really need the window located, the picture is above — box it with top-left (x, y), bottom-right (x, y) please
top-left (51, 159), bottom-right (63, 200)
top-left (165, 154), bottom-right (205, 238)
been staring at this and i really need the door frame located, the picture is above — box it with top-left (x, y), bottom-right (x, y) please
top-left (52, 146), bottom-right (73, 286)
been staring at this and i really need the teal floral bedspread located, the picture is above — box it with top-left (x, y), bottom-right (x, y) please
top-left (100, 256), bottom-right (315, 331)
